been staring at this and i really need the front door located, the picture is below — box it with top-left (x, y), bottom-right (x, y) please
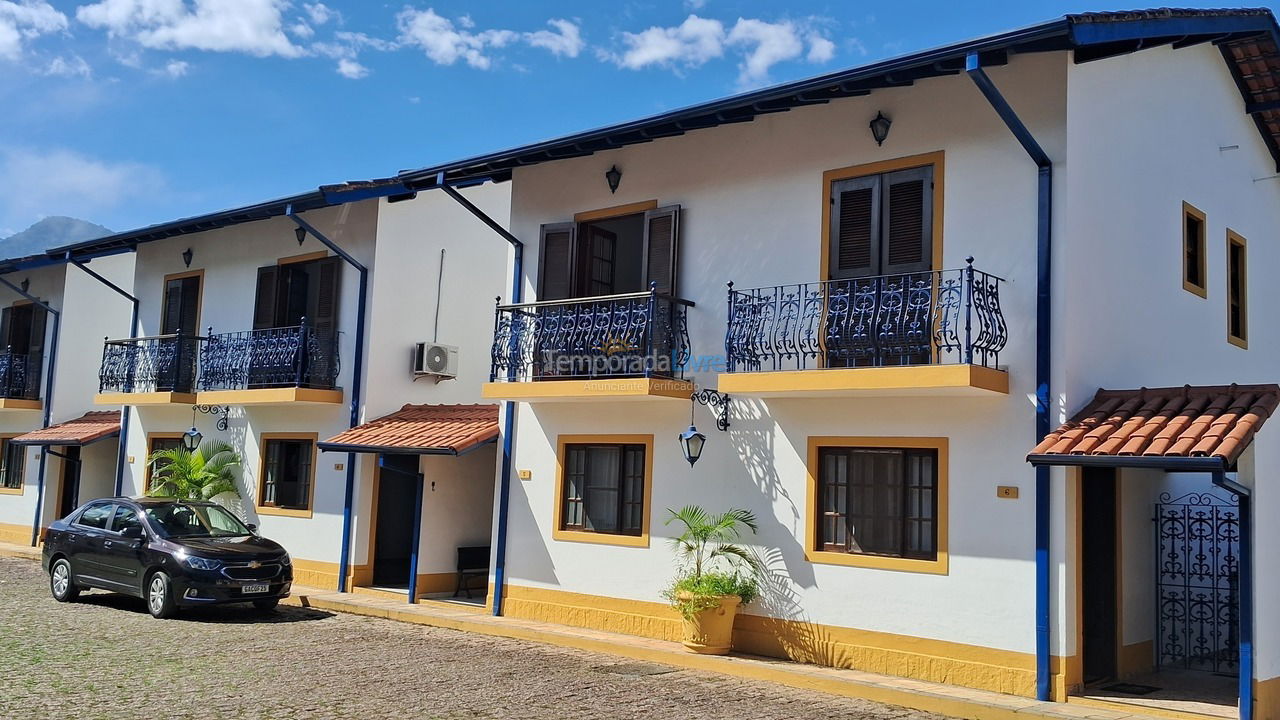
top-left (372, 454), bottom-right (419, 588)
top-left (1082, 467), bottom-right (1119, 684)
top-left (57, 447), bottom-right (82, 519)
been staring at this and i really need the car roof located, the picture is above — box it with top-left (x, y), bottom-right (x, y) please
top-left (122, 497), bottom-right (218, 507)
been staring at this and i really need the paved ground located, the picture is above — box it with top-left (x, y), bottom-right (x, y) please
top-left (0, 557), bottom-right (948, 720)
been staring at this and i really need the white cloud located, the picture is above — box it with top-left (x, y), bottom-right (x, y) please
top-left (525, 18), bottom-right (582, 58)
top-left (608, 14), bottom-right (725, 71)
top-left (288, 21), bottom-right (313, 39)
top-left (807, 33), bottom-right (835, 63)
top-left (726, 18), bottom-right (804, 87)
top-left (0, 0), bottom-right (68, 61)
top-left (303, 2), bottom-right (336, 26)
top-left (159, 57), bottom-right (187, 76)
top-left (76, 0), bottom-right (303, 58)
top-left (44, 53), bottom-right (92, 77)
top-left (396, 7), bottom-right (516, 69)
top-left (0, 146), bottom-right (165, 231)
top-left (335, 57), bottom-right (366, 78)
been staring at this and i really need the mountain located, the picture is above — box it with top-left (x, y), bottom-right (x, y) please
top-left (0, 217), bottom-right (112, 259)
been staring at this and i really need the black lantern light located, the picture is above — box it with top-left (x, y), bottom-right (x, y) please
top-left (869, 111), bottom-right (892, 146)
top-left (181, 248), bottom-right (194, 268)
top-left (295, 226), bottom-right (307, 245)
top-left (19, 278), bottom-right (29, 293)
top-left (182, 426), bottom-right (203, 452)
top-left (679, 389), bottom-right (732, 468)
top-left (604, 165), bottom-right (622, 194)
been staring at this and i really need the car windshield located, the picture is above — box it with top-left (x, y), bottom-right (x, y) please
top-left (143, 503), bottom-right (251, 538)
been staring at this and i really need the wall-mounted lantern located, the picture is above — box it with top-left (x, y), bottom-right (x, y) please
top-left (295, 226), bottom-right (307, 245)
top-left (182, 248), bottom-right (194, 268)
top-left (182, 426), bottom-right (203, 452)
top-left (869, 111), bottom-right (892, 146)
top-left (678, 388), bottom-right (731, 468)
top-left (605, 165), bottom-right (622, 194)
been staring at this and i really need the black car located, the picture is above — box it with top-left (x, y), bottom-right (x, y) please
top-left (42, 497), bottom-right (292, 619)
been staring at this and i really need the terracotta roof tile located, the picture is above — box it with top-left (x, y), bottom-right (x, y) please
top-left (12, 411), bottom-right (121, 447)
top-left (1029, 384), bottom-right (1280, 465)
top-left (320, 404), bottom-right (499, 455)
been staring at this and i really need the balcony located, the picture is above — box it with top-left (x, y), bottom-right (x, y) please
top-left (0, 349), bottom-right (43, 410)
top-left (96, 334), bottom-right (202, 404)
top-left (95, 324), bottom-right (342, 406)
top-left (482, 290), bottom-right (695, 402)
top-left (719, 262), bottom-right (1010, 397)
top-left (196, 325), bottom-right (342, 405)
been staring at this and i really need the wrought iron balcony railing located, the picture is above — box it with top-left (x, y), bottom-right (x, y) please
top-left (725, 259), bottom-right (1007, 373)
top-left (490, 287), bottom-right (693, 382)
top-left (0, 348), bottom-right (41, 400)
top-left (98, 333), bottom-right (203, 394)
top-left (198, 323), bottom-right (340, 391)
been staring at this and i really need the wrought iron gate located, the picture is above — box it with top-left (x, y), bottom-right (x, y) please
top-left (1155, 490), bottom-right (1240, 674)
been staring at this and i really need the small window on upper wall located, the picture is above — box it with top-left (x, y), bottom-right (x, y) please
top-left (1227, 230), bottom-right (1248, 348)
top-left (1182, 202), bottom-right (1207, 298)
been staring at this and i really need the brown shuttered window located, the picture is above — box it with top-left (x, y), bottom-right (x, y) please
top-left (161, 275), bottom-right (201, 335)
top-left (643, 206), bottom-right (680, 295)
top-left (253, 265), bottom-right (279, 330)
top-left (261, 439), bottom-right (314, 510)
top-left (829, 165), bottom-right (933, 279)
top-left (1182, 203), bottom-right (1207, 297)
top-left (817, 446), bottom-right (937, 560)
top-left (145, 436), bottom-right (183, 492)
top-left (561, 443), bottom-right (646, 536)
top-left (538, 223), bottom-right (577, 301)
top-left (537, 206), bottom-right (681, 301)
top-left (1227, 231), bottom-right (1247, 347)
top-left (0, 438), bottom-right (24, 489)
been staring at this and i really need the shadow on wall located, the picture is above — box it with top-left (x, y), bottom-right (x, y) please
top-left (210, 409), bottom-right (252, 522)
top-left (729, 396), bottom-right (816, 592)
top-left (745, 544), bottom-right (831, 664)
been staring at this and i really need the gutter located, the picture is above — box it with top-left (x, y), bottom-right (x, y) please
top-left (0, 275), bottom-right (62, 547)
top-left (435, 174), bottom-right (523, 618)
top-left (286, 205), bottom-right (369, 594)
top-left (67, 255), bottom-right (140, 496)
top-left (965, 53), bottom-right (1055, 702)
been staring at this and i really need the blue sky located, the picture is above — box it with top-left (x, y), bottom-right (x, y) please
top-left (0, 1), bottom-right (1275, 237)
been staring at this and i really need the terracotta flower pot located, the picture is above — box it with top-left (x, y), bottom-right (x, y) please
top-left (676, 592), bottom-right (741, 655)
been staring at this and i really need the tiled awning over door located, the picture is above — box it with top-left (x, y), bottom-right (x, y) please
top-left (11, 411), bottom-right (122, 447)
top-left (318, 404), bottom-right (499, 455)
top-left (1028, 384), bottom-right (1280, 465)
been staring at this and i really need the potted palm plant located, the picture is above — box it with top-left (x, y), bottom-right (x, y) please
top-left (147, 440), bottom-right (242, 501)
top-left (663, 505), bottom-right (760, 655)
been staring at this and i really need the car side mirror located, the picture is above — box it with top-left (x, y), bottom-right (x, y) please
top-left (246, 523), bottom-right (258, 533)
top-left (120, 526), bottom-right (145, 540)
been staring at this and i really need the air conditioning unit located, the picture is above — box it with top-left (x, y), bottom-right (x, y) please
top-left (413, 342), bottom-right (458, 380)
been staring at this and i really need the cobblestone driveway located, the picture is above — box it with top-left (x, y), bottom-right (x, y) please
top-left (0, 557), bottom-right (948, 720)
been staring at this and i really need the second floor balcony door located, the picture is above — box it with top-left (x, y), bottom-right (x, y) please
top-left (0, 303), bottom-right (46, 400)
top-left (159, 273), bottom-right (201, 392)
top-left (250, 256), bottom-right (341, 388)
top-left (827, 164), bottom-right (934, 367)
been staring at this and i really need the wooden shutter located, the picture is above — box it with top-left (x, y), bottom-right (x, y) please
top-left (0, 307), bottom-right (11, 351)
top-left (642, 205), bottom-right (680, 295)
top-left (161, 279), bottom-right (183, 334)
top-left (620, 445), bottom-right (645, 534)
top-left (829, 176), bottom-right (880, 279)
top-left (27, 307), bottom-right (46, 357)
top-left (881, 166), bottom-right (933, 274)
top-left (538, 222), bottom-right (576, 301)
top-left (252, 265), bottom-right (279, 330)
top-left (311, 257), bottom-right (342, 339)
top-left (563, 445), bottom-right (586, 529)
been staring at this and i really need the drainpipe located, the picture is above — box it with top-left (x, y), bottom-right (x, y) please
top-left (0, 275), bottom-right (61, 547)
top-left (68, 256), bottom-right (140, 496)
top-left (435, 174), bottom-right (522, 617)
top-left (1213, 467), bottom-right (1253, 720)
top-left (286, 205), bottom-right (368, 593)
top-left (966, 53), bottom-right (1055, 702)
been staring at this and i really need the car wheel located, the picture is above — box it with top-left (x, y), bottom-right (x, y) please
top-left (252, 597), bottom-right (279, 612)
top-left (49, 559), bottom-right (80, 602)
top-left (146, 571), bottom-right (178, 619)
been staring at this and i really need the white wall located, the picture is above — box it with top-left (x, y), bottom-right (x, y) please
top-left (1064, 42), bottom-right (1280, 683)
top-left (502, 50), bottom-right (1069, 656)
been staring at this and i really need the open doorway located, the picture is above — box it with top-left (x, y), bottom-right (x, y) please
top-left (372, 453), bottom-right (419, 589)
top-left (55, 447), bottom-right (82, 519)
top-left (1081, 467), bottom-right (1119, 685)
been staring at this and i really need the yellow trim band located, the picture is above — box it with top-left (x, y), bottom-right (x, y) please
top-left (482, 378), bottom-right (694, 402)
top-left (717, 365), bottom-right (1007, 396)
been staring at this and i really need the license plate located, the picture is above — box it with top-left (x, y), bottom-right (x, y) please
top-left (242, 583), bottom-right (269, 594)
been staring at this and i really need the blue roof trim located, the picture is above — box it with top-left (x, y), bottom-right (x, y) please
top-left (47, 8), bottom-right (1280, 258)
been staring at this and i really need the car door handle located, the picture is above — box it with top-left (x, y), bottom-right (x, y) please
top-left (103, 540), bottom-right (113, 548)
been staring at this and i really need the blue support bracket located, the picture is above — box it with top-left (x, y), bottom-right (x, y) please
top-left (967, 52), bottom-right (1055, 702)
top-left (0, 275), bottom-right (61, 547)
top-left (286, 205), bottom-right (368, 593)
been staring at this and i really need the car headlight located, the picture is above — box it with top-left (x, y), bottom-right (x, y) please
top-left (280, 552), bottom-right (291, 567)
top-left (183, 556), bottom-right (223, 571)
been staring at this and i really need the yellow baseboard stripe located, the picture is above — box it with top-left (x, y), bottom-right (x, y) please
top-left (0, 521), bottom-right (31, 546)
top-left (290, 558), bottom-right (371, 591)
